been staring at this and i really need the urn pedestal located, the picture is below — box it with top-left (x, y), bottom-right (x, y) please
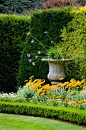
top-left (42, 59), bottom-right (72, 85)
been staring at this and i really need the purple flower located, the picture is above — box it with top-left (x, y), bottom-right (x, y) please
top-left (27, 53), bottom-right (30, 58)
top-left (31, 39), bottom-right (34, 43)
top-left (28, 59), bottom-right (32, 62)
top-left (44, 31), bottom-right (48, 34)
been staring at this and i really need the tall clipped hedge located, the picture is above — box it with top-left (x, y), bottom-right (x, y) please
top-left (0, 15), bottom-right (31, 92)
top-left (59, 7), bottom-right (86, 80)
top-left (17, 6), bottom-right (75, 88)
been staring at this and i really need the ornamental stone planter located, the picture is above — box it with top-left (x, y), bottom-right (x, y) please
top-left (42, 59), bottom-right (72, 85)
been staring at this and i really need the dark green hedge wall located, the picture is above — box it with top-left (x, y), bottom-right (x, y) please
top-left (17, 6), bottom-right (74, 88)
top-left (0, 14), bottom-right (31, 92)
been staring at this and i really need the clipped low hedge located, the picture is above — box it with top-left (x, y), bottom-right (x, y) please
top-left (0, 101), bottom-right (86, 125)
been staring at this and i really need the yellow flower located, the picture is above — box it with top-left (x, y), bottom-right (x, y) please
top-left (57, 83), bottom-right (63, 86)
top-left (84, 86), bottom-right (86, 89)
top-left (51, 85), bottom-right (56, 88)
top-left (81, 76), bottom-right (84, 79)
top-left (59, 77), bottom-right (64, 80)
top-left (66, 99), bottom-right (70, 102)
top-left (76, 87), bottom-right (79, 89)
top-left (56, 96), bottom-right (61, 99)
top-left (70, 78), bottom-right (75, 83)
top-left (63, 82), bottom-right (69, 86)
top-left (29, 75), bottom-right (34, 79)
top-left (36, 92), bottom-right (39, 94)
top-left (81, 79), bottom-right (85, 84)
top-left (24, 80), bottom-right (28, 82)
top-left (67, 89), bottom-right (71, 93)
top-left (41, 93), bottom-right (45, 95)
top-left (71, 90), bottom-right (75, 94)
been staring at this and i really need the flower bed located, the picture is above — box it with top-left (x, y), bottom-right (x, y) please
top-left (0, 76), bottom-right (86, 110)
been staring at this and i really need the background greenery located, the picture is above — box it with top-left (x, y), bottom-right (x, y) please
top-left (0, 0), bottom-right (46, 15)
top-left (0, 14), bottom-right (31, 92)
top-left (17, 6), bottom-right (83, 88)
top-left (0, 6), bottom-right (86, 92)
top-left (0, 0), bottom-right (85, 15)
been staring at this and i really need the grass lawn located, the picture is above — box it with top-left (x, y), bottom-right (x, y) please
top-left (0, 113), bottom-right (86, 130)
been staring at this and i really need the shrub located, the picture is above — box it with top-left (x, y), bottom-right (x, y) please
top-left (0, 14), bottom-right (31, 92)
top-left (58, 7), bottom-right (86, 81)
top-left (17, 6), bottom-right (74, 88)
top-left (41, 0), bottom-right (81, 9)
top-left (0, 101), bottom-right (86, 125)
top-left (0, 0), bottom-right (46, 15)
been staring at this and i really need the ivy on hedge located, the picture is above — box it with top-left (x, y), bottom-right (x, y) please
top-left (0, 14), bottom-right (31, 92)
top-left (0, 101), bottom-right (86, 125)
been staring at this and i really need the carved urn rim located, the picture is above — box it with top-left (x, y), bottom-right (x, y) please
top-left (41, 58), bottom-right (72, 62)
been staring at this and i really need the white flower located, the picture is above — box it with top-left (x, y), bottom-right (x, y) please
top-left (32, 62), bottom-right (35, 65)
top-left (27, 32), bottom-right (31, 36)
top-left (35, 55), bottom-right (38, 59)
top-left (38, 51), bottom-right (41, 54)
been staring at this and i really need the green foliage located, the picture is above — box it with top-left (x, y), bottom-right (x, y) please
top-left (59, 9), bottom-right (86, 81)
top-left (0, 0), bottom-right (46, 15)
top-left (0, 14), bottom-right (31, 92)
top-left (47, 46), bottom-right (64, 59)
top-left (17, 6), bottom-right (74, 87)
top-left (0, 101), bottom-right (86, 125)
top-left (77, 0), bottom-right (86, 5)
top-left (17, 86), bottom-right (35, 101)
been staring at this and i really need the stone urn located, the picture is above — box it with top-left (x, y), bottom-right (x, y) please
top-left (41, 59), bottom-right (72, 85)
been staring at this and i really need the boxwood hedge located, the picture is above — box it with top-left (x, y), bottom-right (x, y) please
top-left (0, 101), bottom-right (86, 125)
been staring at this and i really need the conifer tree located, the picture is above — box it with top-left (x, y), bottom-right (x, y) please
top-left (0, 0), bottom-right (46, 15)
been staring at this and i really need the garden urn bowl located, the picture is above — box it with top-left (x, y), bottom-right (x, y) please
top-left (42, 59), bottom-right (72, 85)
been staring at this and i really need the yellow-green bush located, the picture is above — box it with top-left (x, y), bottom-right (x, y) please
top-left (59, 7), bottom-right (86, 81)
